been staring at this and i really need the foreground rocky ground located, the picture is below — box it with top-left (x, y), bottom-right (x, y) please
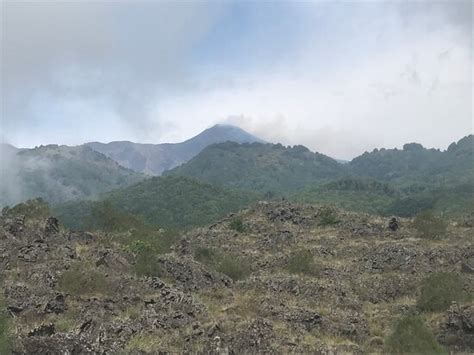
top-left (1, 201), bottom-right (473, 354)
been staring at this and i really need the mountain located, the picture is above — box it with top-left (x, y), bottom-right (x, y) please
top-left (349, 135), bottom-right (474, 186)
top-left (165, 135), bottom-right (473, 216)
top-left (86, 124), bottom-right (264, 175)
top-left (0, 144), bottom-right (143, 207)
top-left (55, 175), bottom-right (259, 230)
top-left (166, 142), bottom-right (345, 195)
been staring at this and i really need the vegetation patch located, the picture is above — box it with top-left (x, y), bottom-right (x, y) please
top-left (2, 198), bottom-right (51, 221)
top-left (216, 256), bottom-right (250, 281)
top-left (417, 272), bottom-right (466, 312)
top-left (194, 247), bottom-right (250, 281)
top-left (128, 241), bottom-right (162, 277)
top-left (0, 294), bottom-right (11, 354)
top-left (125, 333), bottom-right (163, 353)
top-left (286, 250), bottom-right (319, 276)
top-left (58, 263), bottom-right (110, 296)
top-left (229, 216), bottom-right (246, 233)
top-left (384, 315), bottom-right (446, 354)
top-left (317, 207), bottom-right (339, 226)
top-left (412, 211), bottom-right (447, 240)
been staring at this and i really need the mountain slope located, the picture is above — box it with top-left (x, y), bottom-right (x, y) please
top-left (2, 200), bottom-right (472, 353)
top-left (0, 145), bottom-right (143, 207)
top-left (55, 175), bottom-right (259, 230)
top-left (166, 142), bottom-right (345, 195)
top-left (86, 124), bottom-right (264, 175)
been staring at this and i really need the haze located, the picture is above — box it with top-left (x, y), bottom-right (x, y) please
top-left (1, 0), bottom-right (472, 160)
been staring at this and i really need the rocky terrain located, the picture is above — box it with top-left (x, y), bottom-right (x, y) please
top-left (1, 200), bottom-right (473, 353)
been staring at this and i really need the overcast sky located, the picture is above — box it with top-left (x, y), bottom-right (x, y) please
top-left (1, 0), bottom-right (472, 159)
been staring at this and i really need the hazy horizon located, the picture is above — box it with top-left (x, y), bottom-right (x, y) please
top-left (1, 1), bottom-right (473, 160)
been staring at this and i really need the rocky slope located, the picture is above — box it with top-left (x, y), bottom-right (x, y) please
top-left (87, 124), bottom-right (264, 175)
top-left (0, 200), bottom-right (472, 353)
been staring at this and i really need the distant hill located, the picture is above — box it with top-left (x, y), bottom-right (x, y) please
top-left (166, 142), bottom-right (345, 195)
top-left (293, 177), bottom-right (400, 215)
top-left (0, 144), bottom-right (143, 207)
top-left (86, 124), bottom-right (264, 175)
top-left (294, 136), bottom-right (474, 216)
top-left (349, 135), bottom-right (473, 186)
top-left (55, 175), bottom-right (259, 230)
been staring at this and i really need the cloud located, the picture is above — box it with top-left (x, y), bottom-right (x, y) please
top-left (149, 1), bottom-right (472, 159)
top-left (1, 1), bottom-right (472, 159)
top-left (1, 1), bottom-right (223, 140)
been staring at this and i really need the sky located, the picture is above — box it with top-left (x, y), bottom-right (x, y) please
top-left (1, 0), bottom-right (472, 160)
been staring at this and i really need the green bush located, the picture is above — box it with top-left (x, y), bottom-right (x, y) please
top-left (384, 315), bottom-right (446, 354)
top-left (129, 241), bottom-right (162, 277)
top-left (229, 216), bottom-right (246, 233)
top-left (0, 295), bottom-right (11, 354)
top-left (58, 263), bottom-right (109, 296)
top-left (194, 247), bottom-right (250, 281)
top-left (412, 211), bottom-right (447, 239)
top-left (90, 201), bottom-right (146, 232)
top-left (318, 207), bottom-right (339, 226)
top-left (286, 250), bottom-right (319, 276)
top-left (216, 256), bottom-right (250, 281)
top-left (418, 272), bottom-right (465, 312)
top-left (194, 247), bottom-right (218, 265)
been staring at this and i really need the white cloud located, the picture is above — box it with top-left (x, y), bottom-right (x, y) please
top-left (1, 1), bottom-right (472, 159)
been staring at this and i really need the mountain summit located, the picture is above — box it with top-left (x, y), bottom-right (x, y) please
top-left (86, 124), bottom-right (264, 175)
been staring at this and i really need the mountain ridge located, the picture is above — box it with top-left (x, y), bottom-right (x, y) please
top-left (86, 124), bottom-right (265, 175)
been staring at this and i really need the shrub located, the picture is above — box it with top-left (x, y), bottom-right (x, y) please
top-left (0, 295), bottom-right (11, 354)
top-left (217, 256), bottom-right (250, 281)
top-left (58, 263), bottom-right (109, 296)
top-left (229, 216), bottom-right (246, 233)
top-left (412, 211), bottom-right (447, 239)
top-left (384, 315), bottom-right (446, 354)
top-left (318, 207), bottom-right (339, 226)
top-left (90, 201), bottom-right (145, 232)
top-left (418, 272), bottom-right (465, 312)
top-left (286, 250), bottom-right (319, 276)
top-left (194, 247), bottom-right (218, 265)
top-left (194, 247), bottom-right (250, 281)
top-left (129, 241), bottom-right (162, 277)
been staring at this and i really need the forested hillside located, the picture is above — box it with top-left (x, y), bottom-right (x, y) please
top-left (55, 175), bottom-right (259, 230)
top-left (0, 145), bottom-right (143, 207)
top-left (166, 142), bottom-right (345, 195)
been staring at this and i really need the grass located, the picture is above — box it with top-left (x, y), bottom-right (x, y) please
top-left (58, 262), bottom-right (110, 296)
top-left (55, 306), bottom-right (80, 333)
top-left (412, 211), bottom-right (448, 240)
top-left (0, 294), bottom-right (11, 354)
top-left (229, 216), bottom-right (246, 233)
top-left (194, 247), bottom-right (251, 281)
top-left (318, 207), bottom-right (339, 226)
top-left (125, 333), bottom-right (163, 353)
top-left (286, 250), bottom-right (319, 276)
top-left (128, 240), bottom-right (162, 277)
top-left (417, 272), bottom-right (466, 312)
top-left (384, 315), bottom-right (446, 354)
